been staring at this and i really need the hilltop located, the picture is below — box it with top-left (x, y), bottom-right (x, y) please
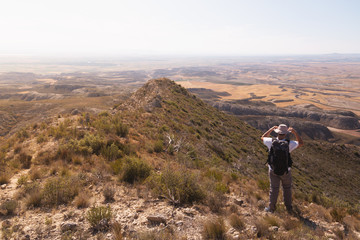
top-left (0, 78), bottom-right (359, 239)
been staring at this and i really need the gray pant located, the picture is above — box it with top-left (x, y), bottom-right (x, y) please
top-left (269, 169), bottom-right (292, 211)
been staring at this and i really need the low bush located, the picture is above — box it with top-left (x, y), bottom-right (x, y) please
top-left (26, 190), bottom-right (43, 209)
top-left (0, 174), bottom-right (10, 185)
top-left (113, 121), bottom-right (129, 138)
top-left (16, 128), bottom-right (30, 140)
top-left (257, 178), bottom-right (270, 192)
top-left (86, 206), bottom-right (112, 232)
top-left (103, 185), bottom-right (116, 202)
top-left (30, 168), bottom-right (42, 181)
top-left (0, 200), bottom-right (18, 215)
top-left (18, 152), bottom-right (32, 169)
top-left (254, 218), bottom-right (270, 238)
top-left (74, 191), bottom-right (91, 209)
top-left (101, 143), bottom-right (122, 161)
top-left (202, 218), bottom-right (227, 240)
top-left (330, 208), bottom-right (347, 223)
top-left (229, 214), bottom-right (245, 231)
top-left (42, 176), bottom-right (79, 207)
top-left (17, 174), bottom-right (28, 186)
top-left (36, 133), bottom-right (48, 144)
top-left (150, 168), bottom-right (205, 205)
top-left (120, 157), bottom-right (151, 184)
top-left (153, 140), bottom-right (164, 153)
top-left (263, 215), bottom-right (281, 227)
top-left (206, 192), bottom-right (226, 213)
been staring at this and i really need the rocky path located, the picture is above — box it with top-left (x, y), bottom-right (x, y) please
top-left (1, 169), bottom-right (30, 199)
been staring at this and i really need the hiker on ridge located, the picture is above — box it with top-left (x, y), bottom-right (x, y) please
top-left (261, 124), bottom-right (303, 213)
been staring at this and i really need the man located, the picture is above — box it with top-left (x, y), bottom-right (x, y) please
top-left (261, 124), bottom-right (303, 213)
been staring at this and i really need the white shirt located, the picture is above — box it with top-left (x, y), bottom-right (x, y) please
top-left (263, 137), bottom-right (299, 171)
top-left (263, 137), bottom-right (299, 153)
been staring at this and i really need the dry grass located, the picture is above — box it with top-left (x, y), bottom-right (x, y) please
top-left (0, 174), bottom-right (10, 185)
top-left (103, 184), bottom-right (116, 203)
top-left (112, 221), bottom-right (123, 240)
top-left (306, 203), bottom-right (332, 222)
top-left (229, 214), bottom-right (245, 231)
top-left (282, 217), bottom-right (301, 231)
top-left (202, 218), bottom-right (227, 240)
top-left (254, 218), bottom-right (270, 238)
top-left (74, 191), bottom-right (91, 209)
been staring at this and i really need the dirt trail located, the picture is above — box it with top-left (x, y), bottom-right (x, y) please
top-left (1, 169), bottom-right (30, 200)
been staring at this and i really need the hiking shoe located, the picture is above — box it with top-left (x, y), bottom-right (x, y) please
top-left (264, 207), bottom-right (274, 213)
top-left (286, 207), bottom-right (295, 216)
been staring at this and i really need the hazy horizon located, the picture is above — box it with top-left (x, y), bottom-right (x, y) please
top-left (1, 0), bottom-right (359, 57)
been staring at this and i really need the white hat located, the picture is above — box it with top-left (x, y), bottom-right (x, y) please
top-left (274, 124), bottom-right (289, 134)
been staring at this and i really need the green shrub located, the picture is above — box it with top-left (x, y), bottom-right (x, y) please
top-left (101, 143), bottom-right (122, 161)
top-left (0, 200), bottom-right (18, 215)
top-left (153, 140), bottom-right (164, 153)
top-left (110, 159), bottom-right (123, 175)
top-left (113, 121), bottom-right (129, 137)
top-left (205, 168), bottom-right (223, 181)
top-left (151, 168), bottom-right (205, 205)
top-left (257, 178), bottom-right (270, 192)
top-left (80, 133), bottom-right (105, 155)
top-left (86, 206), bottom-right (112, 232)
top-left (42, 176), bottom-right (79, 207)
top-left (17, 174), bottom-right (28, 186)
top-left (202, 218), bottom-right (227, 240)
top-left (120, 157), bottom-right (151, 184)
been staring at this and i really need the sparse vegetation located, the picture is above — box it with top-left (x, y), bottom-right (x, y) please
top-left (120, 157), bottom-right (151, 184)
top-left (202, 218), bottom-right (227, 240)
top-left (42, 176), bottom-right (79, 207)
top-left (0, 174), bottom-right (10, 185)
top-left (150, 168), bottom-right (205, 205)
top-left (74, 191), bottom-right (91, 209)
top-left (0, 77), bottom-right (358, 239)
top-left (229, 214), bottom-right (245, 231)
top-left (86, 206), bottom-right (112, 232)
top-left (103, 185), bottom-right (115, 202)
top-left (0, 199), bottom-right (18, 215)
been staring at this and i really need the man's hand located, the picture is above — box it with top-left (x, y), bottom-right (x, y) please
top-left (288, 127), bottom-right (303, 147)
top-left (261, 126), bottom-right (278, 141)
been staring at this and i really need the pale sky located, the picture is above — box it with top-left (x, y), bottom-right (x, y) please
top-left (0, 0), bottom-right (359, 56)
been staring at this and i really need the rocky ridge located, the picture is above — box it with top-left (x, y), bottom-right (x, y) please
top-left (0, 78), bottom-right (360, 239)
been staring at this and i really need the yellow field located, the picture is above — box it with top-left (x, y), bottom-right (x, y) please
top-left (178, 81), bottom-right (360, 115)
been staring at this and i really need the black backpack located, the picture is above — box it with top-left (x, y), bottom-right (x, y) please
top-left (267, 139), bottom-right (292, 175)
